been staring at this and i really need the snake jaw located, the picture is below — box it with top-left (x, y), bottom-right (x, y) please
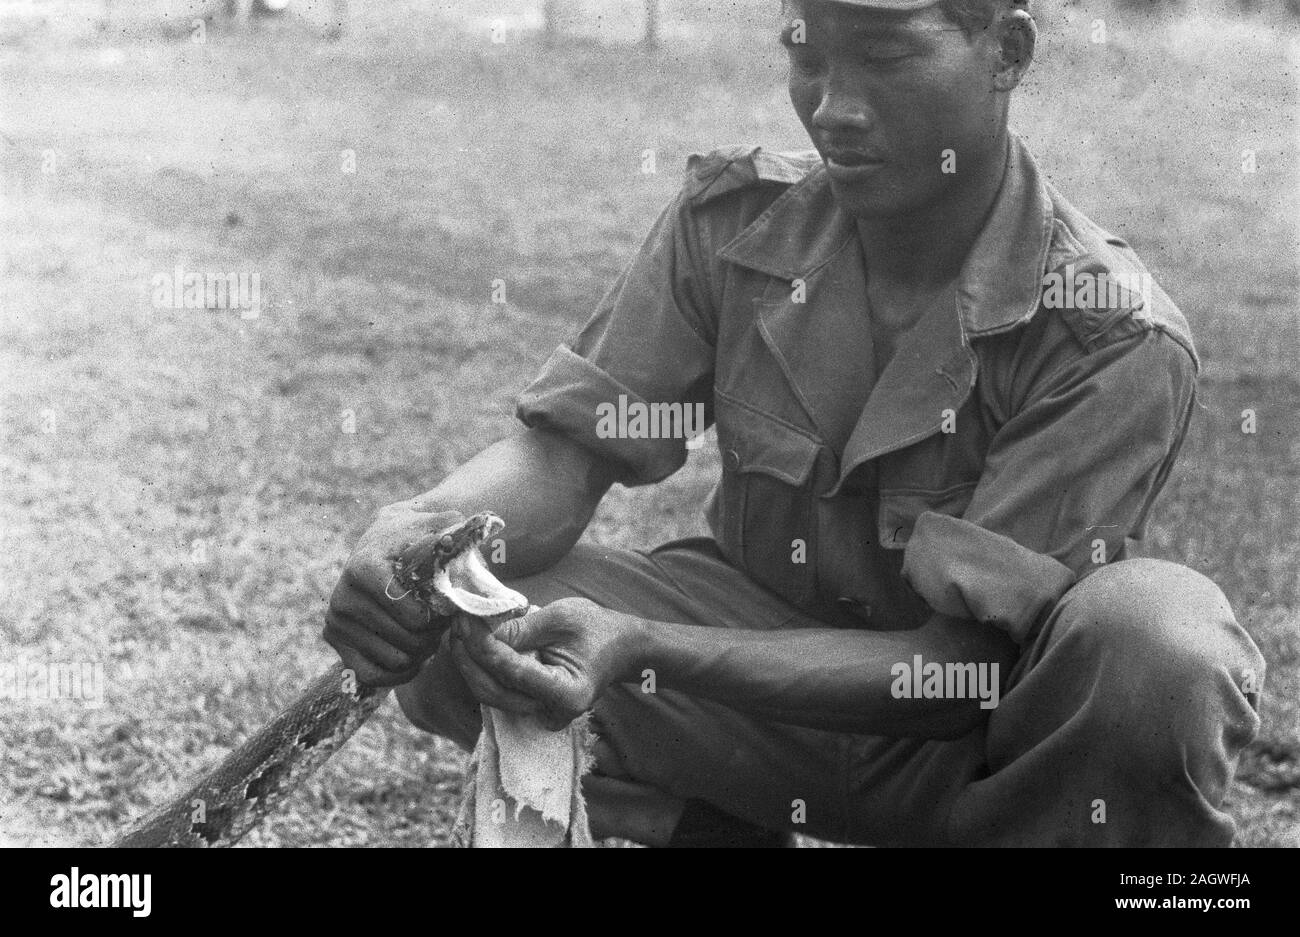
top-left (393, 512), bottom-right (528, 620)
top-left (433, 547), bottom-right (529, 619)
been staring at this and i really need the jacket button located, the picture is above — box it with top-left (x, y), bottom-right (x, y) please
top-left (723, 448), bottom-right (741, 472)
top-left (837, 597), bottom-right (873, 621)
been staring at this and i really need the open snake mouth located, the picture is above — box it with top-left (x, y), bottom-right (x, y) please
top-left (393, 512), bottom-right (529, 620)
top-left (434, 540), bottom-right (529, 618)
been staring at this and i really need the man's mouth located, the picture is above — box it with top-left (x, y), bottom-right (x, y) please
top-left (824, 149), bottom-right (884, 168)
top-left (821, 141), bottom-right (886, 167)
top-left (820, 144), bottom-right (887, 183)
top-left (822, 149), bottom-right (887, 185)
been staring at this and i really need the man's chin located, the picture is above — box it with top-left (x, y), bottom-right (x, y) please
top-left (827, 178), bottom-right (914, 221)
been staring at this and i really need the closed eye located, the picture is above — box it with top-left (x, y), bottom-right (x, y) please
top-left (859, 41), bottom-right (920, 66)
top-left (861, 54), bottom-right (914, 69)
top-left (780, 32), bottom-right (920, 71)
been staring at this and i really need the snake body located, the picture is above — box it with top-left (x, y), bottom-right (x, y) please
top-left (114, 513), bottom-right (528, 848)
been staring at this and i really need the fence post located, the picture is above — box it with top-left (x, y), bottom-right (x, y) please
top-left (644, 0), bottom-right (660, 49)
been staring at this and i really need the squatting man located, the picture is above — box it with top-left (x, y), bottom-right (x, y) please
top-left (325, 0), bottom-right (1265, 846)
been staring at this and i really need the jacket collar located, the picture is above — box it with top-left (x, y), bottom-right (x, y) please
top-left (716, 134), bottom-right (1056, 494)
top-left (718, 133), bottom-right (1055, 337)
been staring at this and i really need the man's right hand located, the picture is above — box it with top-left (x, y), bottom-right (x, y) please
top-left (323, 502), bottom-right (466, 688)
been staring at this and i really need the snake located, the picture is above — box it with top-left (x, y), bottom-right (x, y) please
top-left (113, 512), bottom-right (529, 848)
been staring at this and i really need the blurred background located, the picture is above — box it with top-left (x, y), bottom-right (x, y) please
top-left (1, 0), bottom-right (1296, 846)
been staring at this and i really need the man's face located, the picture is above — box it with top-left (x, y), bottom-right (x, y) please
top-left (783, 0), bottom-right (1010, 219)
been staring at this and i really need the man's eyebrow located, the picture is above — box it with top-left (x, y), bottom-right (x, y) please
top-left (778, 20), bottom-right (935, 47)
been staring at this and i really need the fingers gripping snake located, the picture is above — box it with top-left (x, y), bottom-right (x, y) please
top-left (114, 513), bottom-right (529, 848)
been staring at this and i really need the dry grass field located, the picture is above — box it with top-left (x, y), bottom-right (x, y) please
top-left (0, 0), bottom-right (1296, 846)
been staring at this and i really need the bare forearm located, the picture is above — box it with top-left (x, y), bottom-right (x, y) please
top-left (626, 613), bottom-right (1019, 739)
top-left (405, 427), bottom-right (616, 578)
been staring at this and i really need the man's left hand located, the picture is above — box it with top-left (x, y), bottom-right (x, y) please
top-left (449, 597), bottom-right (642, 731)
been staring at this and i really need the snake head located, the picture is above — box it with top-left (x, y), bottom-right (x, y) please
top-left (392, 512), bottom-right (529, 621)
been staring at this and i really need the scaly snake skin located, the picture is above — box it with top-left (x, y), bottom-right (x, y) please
top-left (114, 513), bottom-right (528, 848)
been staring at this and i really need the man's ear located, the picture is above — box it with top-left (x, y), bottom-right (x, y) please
top-left (991, 6), bottom-right (1036, 92)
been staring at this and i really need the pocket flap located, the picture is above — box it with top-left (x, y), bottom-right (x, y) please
top-left (715, 393), bottom-right (821, 487)
top-left (878, 482), bottom-right (978, 550)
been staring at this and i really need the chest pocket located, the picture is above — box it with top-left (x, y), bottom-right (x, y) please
top-left (715, 392), bottom-right (823, 609)
top-left (877, 481), bottom-right (979, 551)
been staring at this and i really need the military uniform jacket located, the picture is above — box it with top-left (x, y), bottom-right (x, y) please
top-left (517, 133), bottom-right (1199, 644)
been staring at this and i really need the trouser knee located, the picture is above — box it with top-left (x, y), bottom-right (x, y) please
top-left (1033, 558), bottom-right (1263, 767)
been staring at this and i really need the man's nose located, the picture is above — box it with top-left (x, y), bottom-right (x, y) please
top-left (811, 73), bottom-right (875, 135)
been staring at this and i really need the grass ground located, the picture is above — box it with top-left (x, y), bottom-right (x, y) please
top-left (0, 2), bottom-right (1296, 847)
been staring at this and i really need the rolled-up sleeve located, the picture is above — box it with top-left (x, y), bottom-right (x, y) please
top-left (902, 329), bottom-right (1198, 643)
top-left (516, 185), bottom-right (717, 486)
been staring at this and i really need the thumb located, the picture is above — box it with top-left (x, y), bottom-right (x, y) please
top-left (490, 605), bottom-right (548, 653)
